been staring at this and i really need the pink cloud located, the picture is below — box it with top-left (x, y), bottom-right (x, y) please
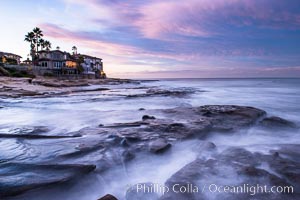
top-left (62, 0), bottom-right (300, 41)
top-left (40, 23), bottom-right (140, 56)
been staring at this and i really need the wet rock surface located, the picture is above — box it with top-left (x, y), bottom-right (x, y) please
top-left (0, 126), bottom-right (80, 139)
top-left (126, 88), bottom-right (196, 98)
top-left (160, 145), bottom-right (300, 200)
top-left (260, 116), bottom-right (297, 129)
top-left (96, 105), bottom-right (267, 145)
top-left (98, 194), bottom-right (118, 200)
top-left (149, 138), bottom-right (171, 153)
top-left (0, 163), bottom-right (95, 197)
top-left (0, 77), bottom-right (140, 98)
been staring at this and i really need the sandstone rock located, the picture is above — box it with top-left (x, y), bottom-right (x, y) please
top-left (59, 143), bottom-right (105, 158)
top-left (102, 121), bottom-right (149, 128)
top-left (72, 105), bottom-right (276, 157)
top-left (260, 116), bottom-right (296, 128)
top-left (142, 115), bottom-right (156, 120)
top-left (160, 146), bottom-right (300, 200)
top-left (0, 163), bottom-right (95, 197)
top-left (98, 194), bottom-right (118, 200)
top-left (197, 105), bottom-right (266, 131)
top-left (126, 88), bottom-right (195, 98)
top-left (149, 138), bottom-right (171, 153)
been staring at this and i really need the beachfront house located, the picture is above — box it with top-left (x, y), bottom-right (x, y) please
top-left (77, 54), bottom-right (104, 78)
top-left (0, 51), bottom-right (22, 64)
top-left (36, 50), bottom-right (78, 75)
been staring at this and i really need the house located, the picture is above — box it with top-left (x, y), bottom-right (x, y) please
top-left (37, 50), bottom-right (78, 75)
top-left (76, 54), bottom-right (104, 78)
top-left (0, 51), bottom-right (22, 64)
top-left (33, 49), bottom-right (106, 78)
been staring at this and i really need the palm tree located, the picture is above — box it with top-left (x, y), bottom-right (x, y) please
top-left (24, 32), bottom-right (35, 45)
top-left (38, 38), bottom-right (45, 50)
top-left (32, 27), bottom-right (43, 53)
top-left (72, 46), bottom-right (77, 55)
top-left (43, 40), bottom-right (52, 51)
top-left (24, 32), bottom-right (35, 60)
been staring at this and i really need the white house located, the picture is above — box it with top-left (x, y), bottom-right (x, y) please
top-left (79, 54), bottom-right (104, 76)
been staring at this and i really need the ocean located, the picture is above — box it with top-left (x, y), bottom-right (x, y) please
top-left (0, 78), bottom-right (299, 199)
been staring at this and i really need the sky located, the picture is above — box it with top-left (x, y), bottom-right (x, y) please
top-left (1, 0), bottom-right (300, 78)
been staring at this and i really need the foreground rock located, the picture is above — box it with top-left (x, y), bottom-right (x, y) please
top-left (98, 194), bottom-right (118, 200)
top-left (160, 145), bottom-right (300, 200)
top-left (0, 163), bottom-right (95, 197)
top-left (0, 125), bottom-right (81, 139)
top-left (260, 116), bottom-right (297, 129)
top-left (149, 138), bottom-right (171, 153)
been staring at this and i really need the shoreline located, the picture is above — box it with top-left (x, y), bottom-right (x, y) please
top-left (0, 76), bottom-right (149, 98)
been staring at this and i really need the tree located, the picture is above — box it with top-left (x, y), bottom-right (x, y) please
top-left (72, 46), bottom-right (77, 55)
top-left (24, 27), bottom-right (51, 62)
top-left (32, 27), bottom-right (43, 53)
top-left (42, 40), bottom-right (52, 51)
top-left (24, 32), bottom-right (35, 60)
top-left (38, 38), bottom-right (45, 51)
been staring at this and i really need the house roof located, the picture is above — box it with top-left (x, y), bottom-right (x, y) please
top-left (37, 51), bottom-right (102, 61)
top-left (78, 54), bottom-right (102, 60)
top-left (38, 50), bottom-right (67, 55)
top-left (0, 51), bottom-right (22, 58)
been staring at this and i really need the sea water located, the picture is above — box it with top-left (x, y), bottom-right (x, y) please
top-left (0, 78), bottom-right (299, 200)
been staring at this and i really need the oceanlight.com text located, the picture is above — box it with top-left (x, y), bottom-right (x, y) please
top-left (134, 183), bottom-right (294, 196)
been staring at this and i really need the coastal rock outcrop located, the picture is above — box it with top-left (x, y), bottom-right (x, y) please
top-left (0, 77), bottom-right (140, 98)
top-left (0, 163), bottom-right (96, 197)
top-left (259, 116), bottom-right (297, 129)
top-left (126, 88), bottom-right (195, 98)
top-left (0, 125), bottom-right (81, 139)
top-left (97, 105), bottom-right (267, 147)
top-left (98, 194), bottom-right (118, 200)
top-left (149, 138), bottom-right (171, 153)
top-left (160, 145), bottom-right (300, 200)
